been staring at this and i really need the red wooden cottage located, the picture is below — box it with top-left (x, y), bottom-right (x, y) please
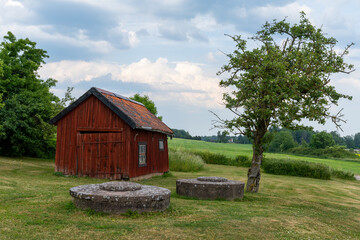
top-left (50, 87), bottom-right (173, 180)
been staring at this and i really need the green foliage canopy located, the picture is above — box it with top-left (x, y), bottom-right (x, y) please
top-left (130, 93), bottom-right (163, 121)
top-left (343, 135), bottom-right (355, 149)
top-left (215, 12), bottom-right (354, 192)
top-left (330, 131), bottom-right (346, 146)
top-left (268, 131), bottom-right (297, 152)
top-left (310, 131), bottom-right (335, 149)
top-left (172, 129), bottom-right (192, 139)
top-left (354, 133), bottom-right (360, 149)
top-left (217, 130), bottom-right (228, 143)
top-left (0, 32), bottom-right (61, 158)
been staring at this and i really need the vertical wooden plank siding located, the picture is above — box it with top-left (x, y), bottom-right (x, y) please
top-left (54, 95), bottom-right (169, 179)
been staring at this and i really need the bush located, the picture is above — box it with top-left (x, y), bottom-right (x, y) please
top-left (191, 151), bottom-right (232, 165)
top-left (234, 155), bottom-right (252, 167)
top-left (169, 149), bottom-right (205, 172)
top-left (330, 169), bottom-right (355, 180)
top-left (262, 158), bottom-right (331, 180)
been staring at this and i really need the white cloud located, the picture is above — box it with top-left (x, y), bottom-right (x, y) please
top-left (233, 7), bottom-right (247, 19)
top-left (108, 24), bottom-right (141, 48)
top-left (207, 52), bottom-right (216, 62)
top-left (337, 77), bottom-right (360, 90)
top-left (0, 24), bottom-right (114, 54)
top-left (127, 31), bottom-right (139, 47)
top-left (252, 2), bottom-right (312, 22)
top-left (5, 0), bottom-right (23, 8)
top-left (191, 13), bottom-right (218, 32)
top-left (59, 0), bottom-right (137, 13)
top-left (39, 58), bottom-right (224, 108)
top-left (0, 0), bottom-right (34, 24)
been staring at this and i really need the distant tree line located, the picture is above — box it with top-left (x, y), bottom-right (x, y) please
top-left (265, 128), bottom-right (360, 159)
top-left (172, 129), bottom-right (201, 140)
top-left (172, 127), bottom-right (360, 154)
top-left (172, 129), bottom-right (250, 144)
top-left (267, 128), bottom-right (360, 151)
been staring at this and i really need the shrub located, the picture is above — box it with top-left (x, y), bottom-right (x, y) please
top-left (262, 158), bottom-right (331, 180)
top-left (169, 149), bottom-right (205, 172)
top-left (191, 151), bottom-right (232, 165)
top-left (234, 155), bottom-right (252, 167)
top-left (330, 169), bottom-right (355, 180)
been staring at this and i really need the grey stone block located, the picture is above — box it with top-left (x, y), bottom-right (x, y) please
top-left (176, 176), bottom-right (244, 200)
top-left (70, 181), bottom-right (171, 214)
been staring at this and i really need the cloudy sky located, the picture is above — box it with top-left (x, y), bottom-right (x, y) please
top-left (1, 0), bottom-right (360, 136)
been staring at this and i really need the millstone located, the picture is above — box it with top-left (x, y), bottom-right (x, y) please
top-left (99, 181), bottom-right (142, 191)
top-left (70, 182), bottom-right (171, 214)
top-left (176, 176), bottom-right (245, 200)
top-left (197, 176), bottom-right (228, 182)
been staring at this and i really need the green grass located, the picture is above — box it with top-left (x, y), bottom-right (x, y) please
top-left (1, 155), bottom-right (360, 239)
top-left (169, 138), bottom-right (360, 175)
top-left (169, 149), bottom-right (205, 172)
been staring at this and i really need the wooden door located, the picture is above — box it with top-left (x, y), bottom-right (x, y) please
top-left (77, 132), bottom-right (123, 179)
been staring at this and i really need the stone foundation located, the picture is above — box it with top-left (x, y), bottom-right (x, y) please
top-left (176, 176), bottom-right (245, 200)
top-left (70, 181), bottom-right (171, 214)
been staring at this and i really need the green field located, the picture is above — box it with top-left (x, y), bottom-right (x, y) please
top-left (169, 138), bottom-right (360, 175)
top-left (1, 154), bottom-right (360, 239)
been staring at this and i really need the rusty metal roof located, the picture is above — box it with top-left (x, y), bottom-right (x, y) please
top-left (50, 87), bottom-right (173, 135)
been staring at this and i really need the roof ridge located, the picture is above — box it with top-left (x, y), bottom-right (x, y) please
top-left (50, 87), bottom-right (173, 135)
top-left (94, 87), bottom-right (145, 107)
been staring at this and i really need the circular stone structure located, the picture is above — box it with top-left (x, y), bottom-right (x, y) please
top-left (176, 176), bottom-right (245, 200)
top-left (69, 181), bottom-right (171, 214)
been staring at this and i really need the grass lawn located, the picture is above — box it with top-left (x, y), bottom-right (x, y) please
top-left (1, 156), bottom-right (360, 239)
top-left (169, 138), bottom-right (360, 175)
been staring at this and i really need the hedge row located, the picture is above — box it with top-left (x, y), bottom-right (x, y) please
top-left (191, 151), bottom-right (253, 168)
top-left (191, 151), bottom-right (233, 166)
top-left (262, 158), bottom-right (331, 180)
top-left (178, 149), bottom-right (355, 180)
top-left (330, 169), bottom-right (355, 180)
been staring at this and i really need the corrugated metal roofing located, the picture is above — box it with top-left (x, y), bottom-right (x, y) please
top-left (50, 87), bottom-right (173, 135)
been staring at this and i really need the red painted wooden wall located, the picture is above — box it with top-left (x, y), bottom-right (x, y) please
top-left (55, 95), bottom-right (169, 179)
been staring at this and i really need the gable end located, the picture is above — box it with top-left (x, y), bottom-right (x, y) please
top-left (49, 87), bottom-right (137, 129)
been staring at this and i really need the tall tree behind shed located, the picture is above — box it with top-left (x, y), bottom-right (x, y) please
top-left (214, 12), bottom-right (354, 193)
top-left (130, 94), bottom-right (163, 121)
top-left (0, 32), bottom-right (62, 158)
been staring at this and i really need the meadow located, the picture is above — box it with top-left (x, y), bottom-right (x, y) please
top-left (169, 138), bottom-right (360, 175)
top-left (1, 148), bottom-right (360, 239)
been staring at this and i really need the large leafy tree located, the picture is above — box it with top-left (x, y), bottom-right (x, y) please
top-left (310, 131), bottom-right (335, 149)
top-left (268, 130), bottom-right (297, 152)
top-left (0, 32), bottom-right (62, 158)
top-left (353, 132), bottom-right (360, 149)
top-left (330, 131), bottom-right (346, 146)
top-left (343, 135), bottom-right (355, 149)
top-left (215, 12), bottom-right (354, 192)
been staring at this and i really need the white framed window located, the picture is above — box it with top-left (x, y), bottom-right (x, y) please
top-left (159, 139), bottom-right (164, 151)
top-left (138, 142), bottom-right (147, 167)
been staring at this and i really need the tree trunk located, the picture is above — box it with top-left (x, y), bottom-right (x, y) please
top-left (246, 135), bottom-right (264, 193)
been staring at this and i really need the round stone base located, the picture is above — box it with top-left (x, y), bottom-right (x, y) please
top-left (70, 182), bottom-right (171, 214)
top-left (176, 176), bottom-right (245, 200)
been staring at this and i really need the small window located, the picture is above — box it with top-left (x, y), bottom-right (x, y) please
top-left (159, 139), bottom-right (164, 151)
top-left (138, 142), bottom-right (147, 167)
